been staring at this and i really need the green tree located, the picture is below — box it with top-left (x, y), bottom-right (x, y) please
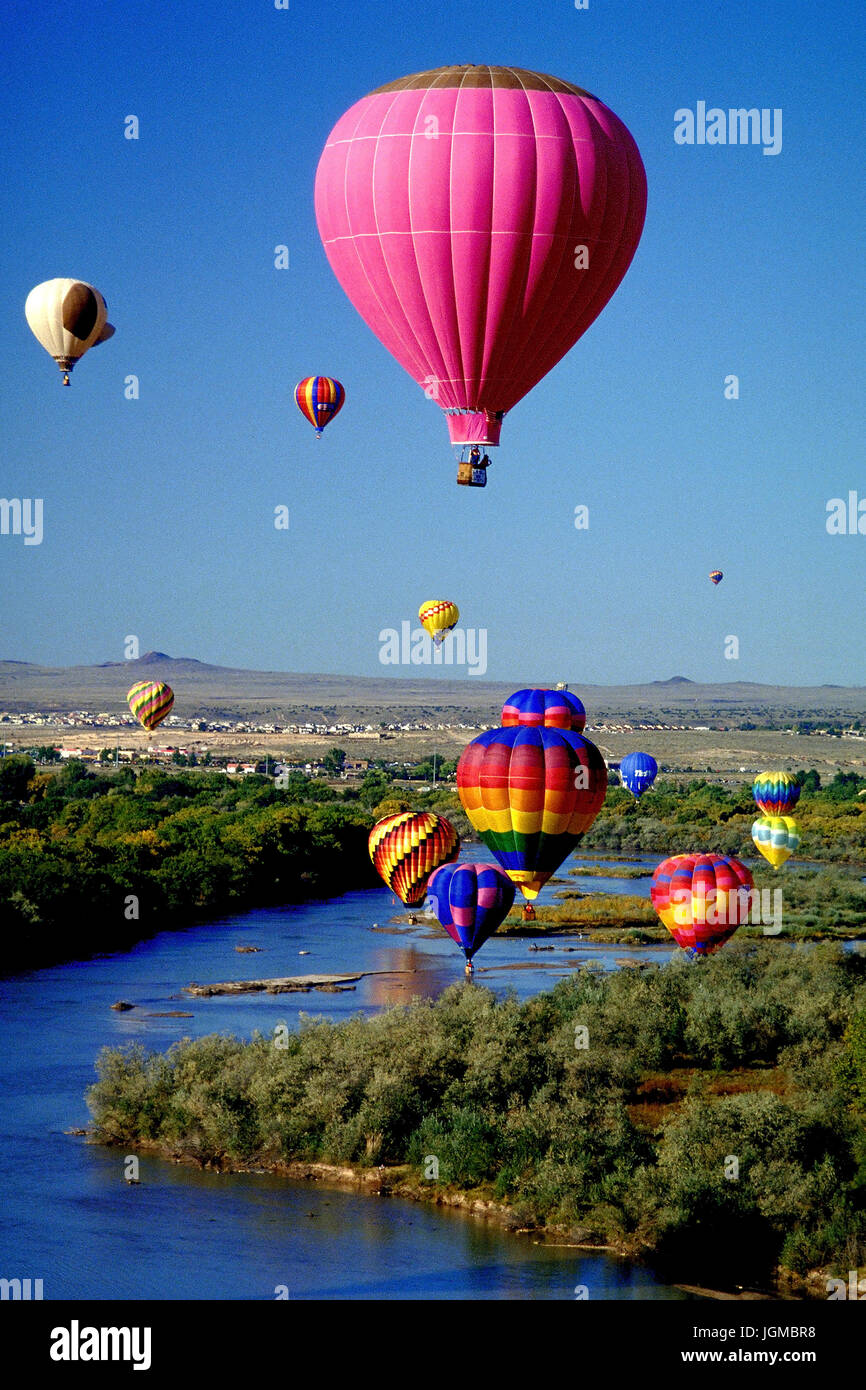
top-left (323, 748), bottom-right (346, 775)
top-left (0, 756), bottom-right (36, 802)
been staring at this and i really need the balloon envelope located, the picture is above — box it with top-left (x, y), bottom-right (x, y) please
top-left (368, 811), bottom-right (460, 905)
top-left (457, 724), bottom-right (607, 899)
top-left (315, 65), bottom-right (646, 449)
top-left (426, 861), bottom-right (515, 960)
top-left (619, 751), bottom-right (658, 798)
top-left (501, 687), bottom-right (586, 733)
top-left (651, 852), bottom-right (753, 956)
top-left (418, 600), bottom-right (459, 644)
top-left (25, 278), bottom-right (113, 383)
top-left (127, 681), bottom-right (174, 732)
top-left (294, 376), bottom-right (345, 435)
top-left (753, 771), bottom-right (801, 817)
top-left (709, 570), bottom-right (723, 585)
top-left (752, 815), bottom-right (799, 870)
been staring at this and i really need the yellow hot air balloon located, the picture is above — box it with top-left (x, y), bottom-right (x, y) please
top-left (419, 600), bottom-right (459, 645)
top-left (127, 681), bottom-right (174, 732)
top-left (25, 278), bottom-right (115, 384)
top-left (751, 815), bottom-right (800, 870)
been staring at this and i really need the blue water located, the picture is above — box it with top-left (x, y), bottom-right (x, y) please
top-left (0, 850), bottom-right (691, 1301)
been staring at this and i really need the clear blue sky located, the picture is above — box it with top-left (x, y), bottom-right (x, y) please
top-left (2, 0), bottom-right (864, 686)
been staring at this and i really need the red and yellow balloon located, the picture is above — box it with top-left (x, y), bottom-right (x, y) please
top-left (294, 376), bottom-right (345, 436)
top-left (368, 810), bottom-right (460, 905)
top-left (651, 853), bottom-right (753, 957)
top-left (418, 600), bottom-right (459, 644)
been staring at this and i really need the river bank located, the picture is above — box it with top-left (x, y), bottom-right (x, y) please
top-left (84, 1133), bottom-right (821, 1300)
top-left (0, 886), bottom-right (691, 1300)
top-left (86, 941), bottom-right (866, 1301)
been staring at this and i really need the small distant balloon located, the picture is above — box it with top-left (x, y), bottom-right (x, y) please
top-left (25, 278), bottom-right (115, 385)
top-left (709, 570), bottom-right (723, 586)
top-left (751, 815), bottom-right (800, 870)
top-left (418, 600), bottom-right (459, 645)
top-left (294, 376), bottom-right (345, 436)
top-left (127, 681), bottom-right (174, 732)
top-left (753, 771), bottom-right (801, 818)
top-left (619, 752), bottom-right (658, 799)
top-left (426, 861), bottom-right (515, 963)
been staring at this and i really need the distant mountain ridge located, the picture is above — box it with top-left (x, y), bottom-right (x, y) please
top-left (0, 655), bottom-right (864, 722)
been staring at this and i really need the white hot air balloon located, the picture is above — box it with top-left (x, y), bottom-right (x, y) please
top-left (24, 278), bottom-right (115, 384)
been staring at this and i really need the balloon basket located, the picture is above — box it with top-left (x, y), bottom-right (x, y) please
top-left (456, 452), bottom-right (490, 487)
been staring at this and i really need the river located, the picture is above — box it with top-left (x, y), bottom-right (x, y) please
top-left (0, 851), bottom-right (694, 1300)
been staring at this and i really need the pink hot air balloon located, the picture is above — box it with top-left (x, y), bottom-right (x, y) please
top-left (315, 65), bottom-right (646, 461)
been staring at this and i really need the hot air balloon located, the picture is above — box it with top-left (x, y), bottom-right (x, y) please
top-left (753, 771), bottom-right (801, 818)
top-left (368, 810), bottom-right (460, 905)
top-left (127, 681), bottom-right (174, 732)
top-left (501, 687), bottom-right (586, 733)
top-left (25, 279), bottom-right (115, 385)
top-left (751, 815), bottom-right (800, 870)
top-left (457, 724), bottom-right (607, 900)
top-left (619, 751), bottom-right (658, 799)
top-left (709, 571), bottom-right (723, 586)
top-left (651, 853), bottom-right (753, 957)
top-left (294, 376), bottom-right (345, 436)
top-left (315, 66), bottom-right (646, 474)
top-left (426, 861), bottom-right (515, 966)
top-left (418, 600), bottom-right (459, 645)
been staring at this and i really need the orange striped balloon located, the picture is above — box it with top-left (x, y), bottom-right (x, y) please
top-left (127, 680), bottom-right (174, 732)
top-left (368, 811), bottom-right (460, 906)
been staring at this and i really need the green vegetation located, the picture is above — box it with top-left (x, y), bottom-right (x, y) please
top-left (0, 756), bottom-right (380, 972)
top-left (568, 865), bottom-right (651, 879)
top-left (580, 771), bottom-right (866, 863)
top-left (87, 942), bottom-right (866, 1293)
top-left (4, 755), bottom-right (866, 971)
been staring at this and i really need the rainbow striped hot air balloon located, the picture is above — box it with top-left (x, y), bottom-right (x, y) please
top-left (501, 687), bottom-right (586, 733)
top-left (426, 861), bottom-right (515, 963)
top-left (709, 570), bottom-right (723, 585)
top-left (457, 723), bottom-right (607, 900)
top-left (368, 810), bottom-right (460, 906)
top-left (651, 853), bottom-right (753, 957)
top-left (753, 771), bottom-right (801, 818)
top-left (418, 600), bottom-right (459, 645)
top-left (294, 376), bottom-right (345, 436)
top-left (752, 815), bottom-right (800, 870)
top-left (127, 680), bottom-right (174, 732)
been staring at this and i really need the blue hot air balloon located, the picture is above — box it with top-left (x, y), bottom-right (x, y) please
top-left (426, 861), bottom-right (515, 964)
top-left (619, 751), bottom-right (658, 800)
